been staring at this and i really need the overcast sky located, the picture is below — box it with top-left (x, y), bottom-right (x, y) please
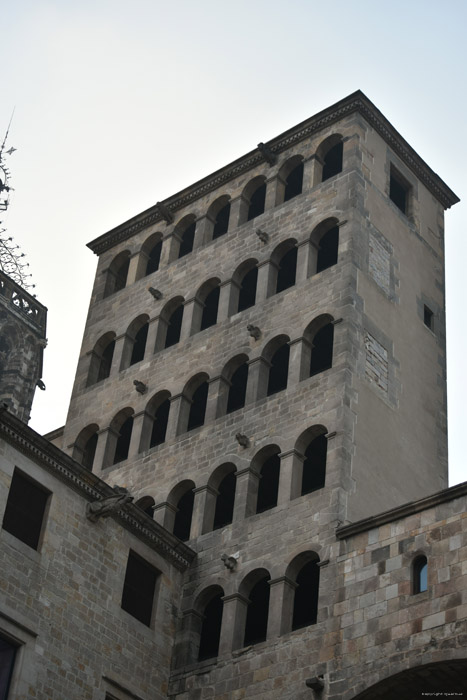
top-left (1, 0), bottom-right (466, 486)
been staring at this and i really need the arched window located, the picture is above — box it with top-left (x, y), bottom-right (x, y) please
top-left (106, 409), bottom-right (134, 466)
top-left (310, 323), bottom-right (334, 376)
top-left (176, 216), bottom-right (197, 259)
top-left (188, 382), bottom-right (209, 431)
top-left (266, 338), bottom-right (290, 396)
top-left (206, 195), bottom-right (230, 240)
top-left (275, 157), bottom-right (304, 205)
top-left (135, 496), bottom-right (155, 518)
top-left (213, 470), bottom-right (236, 529)
top-left (155, 297), bottom-right (184, 351)
top-left (204, 463), bottom-right (237, 533)
top-left (231, 259), bottom-right (258, 314)
top-left (286, 552), bottom-right (320, 631)
top-left (104, 251), bottom-right (130, 298)
top-left (87, 332), bottom-right (116, 386)
top-left (317, 135), bottom-right (343, 183)
top-left (142, 234), bottom-right (163, 276)
top-left (301, 432), bottom-right (327, 495)
top-left (129, 321), bottom-right (149, 366)
top-left (240, 570), bottom-right (271, 646)
top-left (310, 218), bottom-right (340, 275)
top-left (192, 279), bottom-right (221, 334)
top-left (256, 453), bottom-right (280, 513)
top-left (271, 240), bottom-right (298, 295)
top-left (218, 355), bottom-right (249, 416)
top-left (169, 481), bottom-right (195, 541)
top-left (197, 587), bottom-right (225, 661)
top-left (301, 315), bottom-right (334, 380)
top-left (239, 176), bottom-right (267, 224)
top-left (72, 424), bottom-right (99, 470)
top-left (121, 315), bottom-right (149, 370)
top-left (413, 555), bottom-right (428, 594)
top-left (139, 391), bottom-right (172, 452)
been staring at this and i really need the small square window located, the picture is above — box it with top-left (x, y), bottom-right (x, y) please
top-left (121, 551), bottom-right (158, 626)
top-left (424, 305), bottom-right (434, 330)
top-left (389, 167), bottom-right (411, 215)
top-left (2, 470), bottom-right (50, 550)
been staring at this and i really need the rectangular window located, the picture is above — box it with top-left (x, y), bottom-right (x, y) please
top-left (0, 635), bottom-right (18, 700)
top-left (2, 470), bottom-right (50, 550)
top-left (424, 305), bottom-right (434, 330)
top-left (121, 551), bottom-right (158, 626)
top-left (389, 166), bottom-right (411, 215)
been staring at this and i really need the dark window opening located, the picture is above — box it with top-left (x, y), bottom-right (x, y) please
top-left (256, 455), bottom-right (280, 513)
top-left (301, 434), bottom-right (327, 495)
top-left (322, 142), bottom-right (343, 182)
top-left (284, 162), bottom-right (303, 202)
top-left (213, 472), bottom-right (236, 530)
top-left (121, 551), bottom-right (158, 626)
top-left (165, 305), bottom-right (183, 348)
top-left (129, 323), bottom-right (148, 366)
top-left (276, 247), bottom-right (297, 293)
top-left (316, 227), bottom-right (339, 273)
top-left (226, 364), bottom-right (248, 414)
top-left (173, 489), bottom-right (194, 541)
top-left (150, 399), bottom-right (170, 448)
top-left (2, 470), bottom-right (50, 550)
top-left (198, 594), bottom-right (224, 660)
top-left (178, 222), bottom-right (196, 259)
top-left (97, 340), bottom-right (115, 382)
top-left (310, 324), bottom-right (334, 376)
top-left (390, 169), bottom-right (410, 215)
top-left (187, 382), bottom-right (208, 431)
top-left (200, 287), bottom-right (219, 331)
top-left (292, 560), bottom-right (320, 629)
top-left (0, 635), bottom-right (17, 700)
top-left (113, 416), bottom-right (133, 464)
top-left (145, 241), bottom-right (162, 276)
top-left (244, 577), bottom-right (270, 646)
top-left (424, 305), bottom-right (434, 331)
top-left (82, 433), bottom-right (98, 471)
top-left (267, 343), bottom-right (290, 396)
top-left (213, 203), bottom-right (231, 239)
top-left (114, 258), bottom-right (130, 293)
top-left (413, 556), bottom-right (428, 594)
top-left (247, 183), bottom-right (266, 221)
top-left (238, 267), bottom-right (258, 312)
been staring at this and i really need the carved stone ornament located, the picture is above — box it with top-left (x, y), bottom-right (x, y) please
top-left (247, 324), bottom-right (261, 340)
top-left (255, 228), bottom-right (269, 244)
top-left (235, 432), bottom-right (250, 448)
top-left (155, 201), bottom-right (174, 224)
top-left (221, 552), bottom-right (239, 571)
top-left (133, 380), bottom-right (147, 394)
top-left (86, 486), bottom-right (133, 523)
top-left (257, 142), bottom-right (277, 166)
top-left (148, 287), bottom-right (163, 300)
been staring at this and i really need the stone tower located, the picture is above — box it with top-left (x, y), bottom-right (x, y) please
top-left (0, 270), bottom-right (47, 422)
top-left (59, 91), bottom-right (459, 696)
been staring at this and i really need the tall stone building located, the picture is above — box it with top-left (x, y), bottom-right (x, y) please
top-left (1, 91), bottom-right (466, 699)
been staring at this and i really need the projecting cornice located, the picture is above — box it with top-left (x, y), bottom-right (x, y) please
top-left (87, 90), bottom-right (460, 256)
top-left (0, 408), bottom-right (196, 571)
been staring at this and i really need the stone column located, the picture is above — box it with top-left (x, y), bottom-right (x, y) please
top-left (180, 297), bottom-right (203, 340)
top-left (219, 593), bottom-right (250, 654)
top-left (246, 356), bottom-right (270, 403)
top-left (145, 316), bottom-right (160, 358)
top-left (160, 233), bottom-right (181, 266)
top-left (194, 214), bottom-right (212, 248)
top-left (264, 175), bottom-right (278, 212)
top-left (217, 280), bottom-right (234, 321)
top-left (233, 466), bottom-right (260, 520)
top-left (278, 449), bottom-right (305, 504)
top-left (166, 393), bottom-right (184, 439)
top-left (256, 260), bottom-right (276, 302)
top-left (296, 239), bottom-right (318, 283)
top-left (175, 609), bottom-right (204, 666)
top-left (128, 410), bottom-right (146, 458)
top-left (153, 501), bottom-right (178, 532)
top-left (126, 251), bottom-right (141, 285)
top-left (303, 154), bottom-right (321, 190)
top-left (109, 334), bottom-right (126, 375)
top-left (267, 576), bottom-right (297, 638)
top-left (229, 194), bottom-right (247, 229)
top-left (91, 428), bottom-right (110, 473)
top-left (190, 485), bottom-right (218, 538)
top-left (288, 336), bottom-right (311, 386)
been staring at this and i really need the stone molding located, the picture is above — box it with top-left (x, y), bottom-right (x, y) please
top-left (0, 407), bottom-right (196, 570)
top-left (87, 91), bottom-right (459, 256)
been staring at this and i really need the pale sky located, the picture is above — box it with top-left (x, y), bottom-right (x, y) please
top-left (1, 0), bottom-right (466, 486)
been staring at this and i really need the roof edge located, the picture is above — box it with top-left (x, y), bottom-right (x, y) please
top-left (0, 408), bottom-right (196, 570)
top-left (87, 90), bottom-right (460, 255)
top-left (336, 480), bottom-right (467, 539)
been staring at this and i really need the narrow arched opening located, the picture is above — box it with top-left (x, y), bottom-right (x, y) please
top-left (178, 220), bottom-right (196, 259)
top-left (198, 588), bottom-right (224, 661)
top-left (284, 161), bottom-right (303, 201)
top-left (247, 181), bottom-right (266, 221)
top-left (413, 555), bottom-right (428, 594)
top-left (310, 323), bottom-right (334, 376)
top-left (173, 486), bottom-right (195, 541)
top-left (242, 572), bottom-right (270, 646)
top-left (150, 398), bottom-right (170, 448)
top-left (129, 321), bottom-right (149, 366)
top-left (73, 424), bottom-right (99, 471)
top-left (88, 333), bottom-right (116, 386)
top-left (135, 496), bottom-right (155, 518)
top-left (290, 554), bottom-right (320, 630)
top-left (104, 251), bottom-right (130, 298)
top-left (267, 342), bottom-right (290, 396)
top-left (213, 470), bottom-right (236, 529)
top-left (200, 286), bottom-right (220, 331)
top-left (226, 363), bottom-right (248, 414)
top-left (301, 433), bottom-right (327, 495)
top-left (212, 202), bottom-right (231, 239)
top-left (113, 415), bottom-right (134, 464)
top-left (276, 247), bottom-right (297, 293)
top-left (165, 304), bottom-right (183, 348)
top-left (187, 381), bottom-right (209, 431)
top-left (317, 226), bottom-right (339, 272)
top-left (256, 453), bottom-right (280, 513)
top-left (321, 140), bottom-right (343, 182)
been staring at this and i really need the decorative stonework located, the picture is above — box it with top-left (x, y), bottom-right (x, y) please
top-left (369, 231), bottom-right (391, 295)
top-left (364, 331), bottom-right (388, 394)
